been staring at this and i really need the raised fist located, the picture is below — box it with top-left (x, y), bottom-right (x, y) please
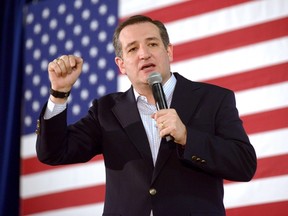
top-left (48, 55), bottom-right (83, 93)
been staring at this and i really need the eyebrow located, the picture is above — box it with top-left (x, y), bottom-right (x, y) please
top-left (146, 37), bottom-right (160, 42)
top-left (125, 41), bottom-right (137, 51)
top-left (124, 37), bottom-right (160, 50)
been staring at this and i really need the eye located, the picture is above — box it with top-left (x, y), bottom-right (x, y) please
top-left (149, 42), bottom-right (158, 47)
top-left (128, 47), bottom-right (137, 53)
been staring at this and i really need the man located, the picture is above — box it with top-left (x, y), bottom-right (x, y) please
top-left (36, 15), bottom-right (257, 216)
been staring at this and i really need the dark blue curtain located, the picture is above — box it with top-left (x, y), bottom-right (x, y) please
top-left (0, 0), bottom-right (25, 215)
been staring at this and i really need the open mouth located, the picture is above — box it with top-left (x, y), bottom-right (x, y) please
top-left (141, 63), bottom-right (155, 71)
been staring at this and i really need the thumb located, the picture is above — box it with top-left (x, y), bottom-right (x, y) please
top-left (69, 56), bottom-right (83, 69)
top-left (75, 56), bottom-right (83, 65)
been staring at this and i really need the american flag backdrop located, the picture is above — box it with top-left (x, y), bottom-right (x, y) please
top-left (21, 0), bottom-right (288, 215)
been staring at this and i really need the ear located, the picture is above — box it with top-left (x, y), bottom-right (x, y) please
top-left (167, 44), bottom-right (173, 62)
top-left (115, 56), bottom-right (126, 75)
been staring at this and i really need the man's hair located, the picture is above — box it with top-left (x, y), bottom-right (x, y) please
top-left (113, 15), bottom-right (170, 57)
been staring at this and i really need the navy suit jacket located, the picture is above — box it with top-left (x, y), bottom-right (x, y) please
top-left (36, 73), bottom-right (257, 216)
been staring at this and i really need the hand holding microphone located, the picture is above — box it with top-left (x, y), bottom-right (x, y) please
top-left (147, 72), bottom-right (173, 142)
top-left (147, 72), bottom-right (187, 145)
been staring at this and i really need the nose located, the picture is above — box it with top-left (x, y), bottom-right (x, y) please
top-left (139, 45), bottom-right (151, 60)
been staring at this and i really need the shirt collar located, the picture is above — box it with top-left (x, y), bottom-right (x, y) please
top-left (133, 73), bottom-right (177, 105)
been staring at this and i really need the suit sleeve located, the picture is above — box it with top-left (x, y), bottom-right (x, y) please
top-left (179, 90), bottom-right (257, 182)
top-left (36, 102), bottom-right (102, 165)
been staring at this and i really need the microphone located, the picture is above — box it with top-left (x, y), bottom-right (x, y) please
top-left (147, 72), bottom-right (173, 141)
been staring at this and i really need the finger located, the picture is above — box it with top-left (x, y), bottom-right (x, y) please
top-left (53, 58), bottom-right (65, 76)
top-left (49, 59), bottom-right (62, 77)
top-left (156, 115), bottom-right (167, 128)
top-left (68, 56), bottom-right (77, 71)
top-left (159, 126), bottom-right (171, 138)
top-left (67, 55), bottom-right (73, 74)
top-left (56, 58), bottom-right (68, 76)
top-left (75, 56), bottom-right (84, 65)
top-left (154, 109), bottom-right (170, 123)
top-left (60, 55), bottom-right (73, 74)
top-left (158, 122), bottom-right (165, 129)
top-left (69, 55), bottom-right (83, 71)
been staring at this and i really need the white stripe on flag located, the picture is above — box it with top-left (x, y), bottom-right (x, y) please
top-left (21, 160), bottom-right (105, 199)
top-left (172, 37), bottom-right (288, 81)
top-left (224, 175), bottom-right (288, 208)
top-left (250, 128), bottom-right (288, 159)
top-left (119, 0), bottom-right (183, 18)
top-left (30, 203), bottom-right (104, 216)
top-left (167, 0), bottom-right (288, 45)
top-left (21, 133), bottom-right (37, 159)
top-left (236, 81), bottom-right (288, 116)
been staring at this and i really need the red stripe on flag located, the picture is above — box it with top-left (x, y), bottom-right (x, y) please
top-left (21, 155), bottom-right (103, 175)
top-left (21, 184), bottom-right (106, 215)
top-left (225, 154), bottom-right (288, 184)
top-left (173, 17), bottom-right (288, 62)
top-left (226, 200), bottom-right (288, 216)
top-left (242, 107), bottom-right (288, 134)
top-left (204, 62), bottom-right (288, 92)
top-left (120, 0), bottom-right (252, 23)
top-left (254, 154), bottom-right (288, 180)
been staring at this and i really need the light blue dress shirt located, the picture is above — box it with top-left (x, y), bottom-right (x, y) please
top-left (133, 73), bottom-right (176, 165)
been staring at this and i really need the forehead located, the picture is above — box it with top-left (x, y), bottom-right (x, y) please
top-left (119, 22), bottom-right (161, 45)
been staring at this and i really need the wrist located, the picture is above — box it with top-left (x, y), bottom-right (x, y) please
top-left (49, 95), bottom-right (68, 104)
top-left (50, 88), bottom-right (70, 98)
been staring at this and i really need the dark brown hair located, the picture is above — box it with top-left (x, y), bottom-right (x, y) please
top-left (113, 15), bottom-right (170, 57)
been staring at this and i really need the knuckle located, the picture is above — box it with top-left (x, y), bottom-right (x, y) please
top-left (60, 55), bottom-right (67, 59)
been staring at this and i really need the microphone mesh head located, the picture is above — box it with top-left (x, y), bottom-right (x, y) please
top-left (147, 72), bottom-right (162, 86)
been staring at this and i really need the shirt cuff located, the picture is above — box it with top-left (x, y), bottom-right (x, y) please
top-left (44, 98), bottom-right (67, 119)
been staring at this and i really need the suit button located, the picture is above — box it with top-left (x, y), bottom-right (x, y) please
top-left (191, 156), bottom-right (197, 160)
top-left (35, 120), bottom-right (40, 135)
top-left (201, 159), bottom-right (206, 164)
top-left (149, 188), bottom-right (157, 195)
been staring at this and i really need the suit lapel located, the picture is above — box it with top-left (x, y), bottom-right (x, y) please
top-left (170, 73), bottom-right (202, 125)
top-left (152, 73), bottom-right (202, 183)
top-left (112, 88), bottom-right (154, 167)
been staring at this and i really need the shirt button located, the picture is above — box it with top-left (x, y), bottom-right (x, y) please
top-left (149, 188), bottom-right (157, 195)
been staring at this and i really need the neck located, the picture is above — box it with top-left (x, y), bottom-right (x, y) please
top-left (135, 84), bottom-right (155, 105)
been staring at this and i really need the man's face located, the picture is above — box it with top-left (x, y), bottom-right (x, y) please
top-left (115, 22), bottom-right (173, 91)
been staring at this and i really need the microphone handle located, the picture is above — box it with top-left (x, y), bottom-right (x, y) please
top-left (151, 83), bottom-right (168, 110)
top-left (152, 83), bottom-right (173, 142)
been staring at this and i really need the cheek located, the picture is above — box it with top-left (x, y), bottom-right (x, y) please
top-left (123, 59), bottom-right (137, 72)
top-left (163, 55), bottom-right (172, 68)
